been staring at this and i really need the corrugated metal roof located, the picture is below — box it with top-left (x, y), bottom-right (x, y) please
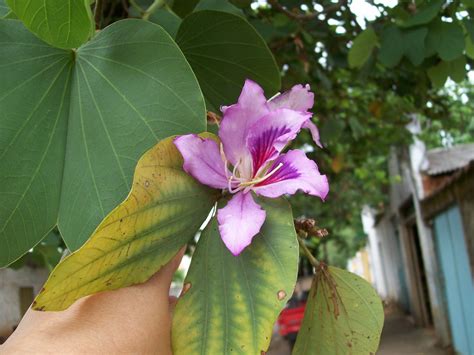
top-left (424, 143), bottom-right (474, 176)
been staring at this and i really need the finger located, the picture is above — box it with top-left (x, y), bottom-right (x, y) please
top-left (168, 295), bottom-right (178, 316)
top-left (146, 246), bottom-right (186, 293)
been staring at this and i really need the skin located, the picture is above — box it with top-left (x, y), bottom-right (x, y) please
top-left (2, 248), bottom-right (185, 354)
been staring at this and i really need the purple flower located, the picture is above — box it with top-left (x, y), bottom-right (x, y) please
top-left (175, 80), bottom-right (329, 256)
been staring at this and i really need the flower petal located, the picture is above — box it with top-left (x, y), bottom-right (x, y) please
top-left (253, 150), bottom-right (329, 199)
top-left (268, 84), bottom-right (322, 148)
top-left (174, 134), bottom-right (228, 189)
top-left (302, 119), bottom-right (322, 148)
top-left (268, 84), bottom-right (314, 112)
top-left (247, 108), bottom-right (310, 174)
top-left (217, 192), bottom-right (266, 256)
top-left (219, 79), bottom-right (270, 165)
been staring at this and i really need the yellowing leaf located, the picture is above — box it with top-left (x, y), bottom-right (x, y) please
top-left (293, 266), bottom-right (384, 355)
top-left (33, 136), bottom-right (219, 311)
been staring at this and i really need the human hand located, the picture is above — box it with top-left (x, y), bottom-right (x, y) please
top-left (2, 248), bottom-right (185, 354)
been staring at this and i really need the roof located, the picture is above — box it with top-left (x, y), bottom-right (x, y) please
top-left (424, 143), bottom-right (474, 176)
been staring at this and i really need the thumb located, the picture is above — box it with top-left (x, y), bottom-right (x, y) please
top-left (146, 246), bottom-right (186, 294)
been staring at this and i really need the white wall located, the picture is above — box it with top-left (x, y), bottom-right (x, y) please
top-left (0, 267), bottom-right (48, 337)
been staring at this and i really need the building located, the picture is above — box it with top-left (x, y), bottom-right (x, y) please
top-left (361, 139), bottom-right (474, 355)
top-left (0, 266), bottom-right (49, 342)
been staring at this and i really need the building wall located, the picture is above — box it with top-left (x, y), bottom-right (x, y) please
top-left (0, 267), bottom-right (48, 338)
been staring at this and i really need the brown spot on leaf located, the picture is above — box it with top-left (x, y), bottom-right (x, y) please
top-left (145, 180), bottom-right (150, 187)
top-left (277, 290), bottom-right (286, 300)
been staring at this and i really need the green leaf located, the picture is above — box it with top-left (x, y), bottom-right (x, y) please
top-left (229, 0), bottom-right (252, 8)
top-left (463, 19), bottom-right (474, 41)
top-left (348, 28), bottom-right (378, 69)
top-left (176, 10), bottom-right (281, 110)
top-left (403, 27), bottom-right (428, 65)
top-left (293, 266), bottom-right (384, 355)
top-left (172, 197), bottom-right (299, 354)
top-left (427, 56), bottom-right (467, 87)
top-left (399, 0), bottom-right (443, 28)
top-left (148, 8), bottom-right (182, 37)
top-left (448, 56), bottom-right (466, 82)
top-left (426, 20), bottom-right (465, 61)
top-left (0, 19), bottom-right (206, 266)
top-left (33, 137), bottom-right (218, 311)
top-left (194, 0), bottom-right (243, 17)
top-left (378, 25), bottom-right (404, 68)
top-left (461, 0), bottom-right (474, 8)
top-left (172, 0), bottom-right (199, 17)
top-left (6, 0), bottom-right (93, 49)
top-left (427, 61), bottom-right (449, 87)
top-left (466, 36), bottom-right (474, 59)
top-left (0, 0), bottom-right (9, 17)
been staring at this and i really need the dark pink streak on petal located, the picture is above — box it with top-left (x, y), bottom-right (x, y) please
top-left (250, 125), bottom-right (291, 174)
top-left (247, 108), bottom-right (310, 176)
top-left (253, 150), bottom-right (329, 199)
top-left (255, 155), bottom-right (301, 186)
top-left (218, 79), bottom-right (269, 165)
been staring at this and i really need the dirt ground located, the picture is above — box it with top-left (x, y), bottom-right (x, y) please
top-left (268, 311), bottom-right (448, 355)
top-left (378, 312), bottom-right (448, 355)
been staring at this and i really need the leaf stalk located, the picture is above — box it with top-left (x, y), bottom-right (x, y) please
top-left (297, 235), bottom-right (320, 268)
top-left (143, 0), bottom-right (166, 20)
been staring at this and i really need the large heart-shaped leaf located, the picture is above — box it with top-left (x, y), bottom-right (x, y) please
top-left (292, 266), bottom-right (384, 355)
top-left (176, 10), bottom-right (281, 111)
top-left (33, 137), bottom-right (219, 311)
top-left (0, 19), bottom-right (206, 266)
top-left (6, 0), bottom-right (93, 49)
top-left (172, 197), bottom-right (298, 354)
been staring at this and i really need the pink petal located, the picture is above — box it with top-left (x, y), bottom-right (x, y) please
top-left (253, 150), bottom-right (329, 199)
top-left (247, 108), bottom-right (311, 174)
top-left (302, 120), bottom-right (322, 148)
top-left (174, 135), bottom-right (228, 189)
top-left (219, 79), bottom-right (270, 165)
top-left (268, 84), bottom-right (322, 148)
top-left (217, 192), bottom-right (266, 256)
top-left (268, 84), bottom-right (314, 112)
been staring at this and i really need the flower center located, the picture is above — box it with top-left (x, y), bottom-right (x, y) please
top-left (220, 143), bottom-right (283, 194)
